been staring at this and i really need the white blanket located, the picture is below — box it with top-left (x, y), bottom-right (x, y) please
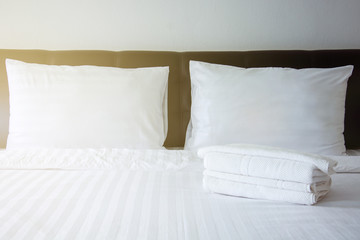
top-left (199, 144), bottom-right (337, 184)
top-left (203, 175), bottom-right (330, 205)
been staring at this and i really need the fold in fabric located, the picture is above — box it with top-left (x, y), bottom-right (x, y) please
top-left (198, 144), bottom-right (337, 174)
top-left (203, 175), bottom-right (330, 205)
top-left (204, 170), bottom-right (331, 193)
top-left (200, 144), bottom-right (337, 184)
top-left (199, 144), bottom-right (336, 205)
top-left (204, 152), bottom-right (327, 184)
top-left (0, 149), bottom-right (198, 170)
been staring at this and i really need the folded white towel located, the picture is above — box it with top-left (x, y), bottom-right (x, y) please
top-left (199, 144), bottom-right (337, 174)
top-left (204, 170), bottom-right (331, 193)
top-left (204, 152), bottom-right (326, 184)
top-left (203, 175), bottom-right (330, 205)
top-left (199, 144), bottom-right (337, 184)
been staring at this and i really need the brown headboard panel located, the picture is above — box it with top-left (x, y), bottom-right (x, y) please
top-left (0, 49), bottom-right (359, 149)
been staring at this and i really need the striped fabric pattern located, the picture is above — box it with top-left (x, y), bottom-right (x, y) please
top-left (0, 151), bottom-right (359, 239)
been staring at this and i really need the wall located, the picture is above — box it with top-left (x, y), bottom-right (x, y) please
top-left (0, 0), bottom-right (359, 51)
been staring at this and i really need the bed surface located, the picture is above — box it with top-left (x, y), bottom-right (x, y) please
top-left (1, 49), bottom-right (360, 149)
top-left (0, 150), bottom-right (359, 240)
top-left (0, 149), bottom-right (359, 240)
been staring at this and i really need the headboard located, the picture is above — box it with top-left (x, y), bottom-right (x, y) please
top-left (0, 49), bottom-right (359, 149)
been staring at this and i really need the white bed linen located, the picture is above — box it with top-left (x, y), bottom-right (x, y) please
top-left (203, 175), bottom-right (330, 205)
top-left (203, 169), bottom-right (331, 193)
top-left (0, 149), bottom-right (359, 240)
top-left (331, 149), bottom-right (360, 172)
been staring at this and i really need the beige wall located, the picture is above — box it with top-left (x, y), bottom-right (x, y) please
top-left (0, 0), bottom-right (359, 51)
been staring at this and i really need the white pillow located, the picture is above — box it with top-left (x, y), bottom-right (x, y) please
top-left (6, 59), bottom-right (169, 149)
top-left (185, 60), bottom-right (353, 155)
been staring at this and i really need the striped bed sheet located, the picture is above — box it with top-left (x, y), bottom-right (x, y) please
top-left (0, 149), bottom-right (359, 240)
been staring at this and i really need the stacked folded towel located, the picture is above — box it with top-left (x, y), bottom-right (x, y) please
top-left (199, 144), bottom-right (337, 205)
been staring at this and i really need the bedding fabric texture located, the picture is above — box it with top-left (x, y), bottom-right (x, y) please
top-left (203, 175), bottom-right (330, 205)
top-left (203, 170), bottom-right (331, 193)
top-left (5, 59), bottom-right (169, 149)
top-left (185, 61), bottom-right (354, 155)
top-left (199, 144), bottom-right (336, 205)
top-left (198, 144), bottom-right (337, 182)
top-left (0, 149), bottom-right (359, 240)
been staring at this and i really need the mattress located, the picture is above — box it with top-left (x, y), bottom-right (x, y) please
top-left (0, 149), bottom-right (359, 240)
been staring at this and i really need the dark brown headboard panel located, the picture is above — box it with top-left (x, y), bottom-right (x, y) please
top-left (0, 49), bottom-right (359, 149)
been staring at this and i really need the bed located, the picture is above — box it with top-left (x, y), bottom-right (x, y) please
top-left (0, 49), bottom-right (360, 239)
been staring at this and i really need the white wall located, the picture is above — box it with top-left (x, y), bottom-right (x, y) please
top-left (0, 0), bottom-right (359, 51)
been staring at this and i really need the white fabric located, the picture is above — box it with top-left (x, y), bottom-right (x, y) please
top-left (204, 169), bottom-right (331, 193)
top-left (330, 155), bottom-right (360, 173)
top-left (200, 144), bottom-right (335, 204)
top-left (185, 61), bottom-right (353, 155)
top-left (203, 175), bottom-right (329, 205)
top-left (199, 144), bottom-right (336, 183)
top-left (0, 148), bottom-right (197, 170)
top-left (6, 59), bottom-right (169, 149)
top-left (0, 149), bottom-right (359, 239)
top-left (322, 149), bottom-right (360, 173)
top-left (346, 149), bottom-right (360, 156)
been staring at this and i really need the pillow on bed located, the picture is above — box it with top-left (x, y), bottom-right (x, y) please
top-left (185, 60), bottom-right (353, 155)
top-left (6, 59), bottom-right (169, 149)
